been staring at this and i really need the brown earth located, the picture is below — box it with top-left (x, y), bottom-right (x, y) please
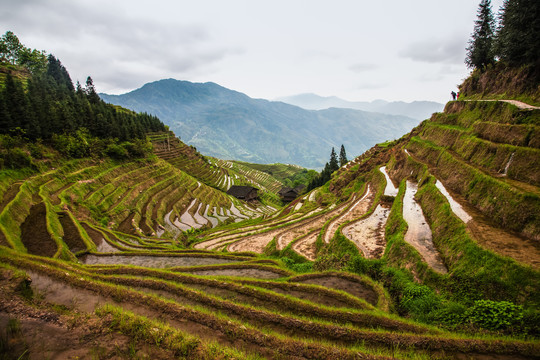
top-left (81, 223), bottom-right (105, 247)
top-left (0, 181), bottom-right (22, 212)
top-left (58, 212), bottom-right (87, 253)
top-left (292, 231), bottom-right (318, 261)
top-left (117, 212), bottom-right (136, 235)
top-left (294, 276), bottom-right (379, 306)
top-left (20, 202), bottom-right (57, 257)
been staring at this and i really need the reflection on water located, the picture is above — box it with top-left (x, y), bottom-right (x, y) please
top-left (80, 254), bottom-right (238, 268)
top-left (380, 166), bottom-right (398, 196)
top-left (435, 180), bottom-right (472, 224)
top-left (403, 181), bottom-right (447, 273)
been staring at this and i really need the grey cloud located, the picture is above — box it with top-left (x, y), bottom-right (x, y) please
top-left (349, 62), bottom-right (378, 73)
top-left (398, 37), bottom-right (465, 64)
top-left (1, 1), bottom-right (238, 92)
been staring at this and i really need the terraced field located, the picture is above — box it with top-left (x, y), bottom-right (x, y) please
top-left (1, 101), bottom-right (540, 358)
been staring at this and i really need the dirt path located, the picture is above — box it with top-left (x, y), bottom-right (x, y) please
top-left (464, 99), bottom-right (540, 110)
top-left (403, 181), bottom-right (448, 274)
top-left (342, 204), bottom-right (390, 259)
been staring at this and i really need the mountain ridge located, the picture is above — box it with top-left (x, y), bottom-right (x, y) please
top-left (100, 79), bottom-right (420, 168)
top-left (276, 92), bottom-right (444, 120)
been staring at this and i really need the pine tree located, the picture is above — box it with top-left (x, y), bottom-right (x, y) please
top-left (465, 0), bottom-right (496, 70)
top-left (329, 147), bottom-right (339, 172)
top-left (496, 0), bottom-right (540, 66)
top-left (339, 144), bottom-right (348, 167)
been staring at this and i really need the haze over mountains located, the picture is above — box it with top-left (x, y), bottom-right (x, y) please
top-left (277, 93), bottom-right (444, 120)
top-left (101, 79), bottom-right (421, 168)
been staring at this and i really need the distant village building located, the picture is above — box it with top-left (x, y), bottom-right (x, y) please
top-left (227, 185), bottom-right (259, 201)
top-left (278, 185), bottom-right (306, 202)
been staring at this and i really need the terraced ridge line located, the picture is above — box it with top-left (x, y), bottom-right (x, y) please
top-left (223, 198), bottom-right (354, 253)
top-left (84, 267), bottom-right (432, 333)
top-left (3, 253), bottom-right (402, 360)
top-left (7, 253), bottom-right (538, 359)
top-left (406, 136), bottom-right (540, 239)
top-left (290, 272), bottom-right (390, 311)
top-left (194, 206), bottom-right (328, 250)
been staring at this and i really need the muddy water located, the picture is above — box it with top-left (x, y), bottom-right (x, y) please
top-left (180, 199), bottom-right (202, 229)
top-left (226, 228), bottom-right (283, 253)
top-left (80, 254), bottom-right (239, 268)
top-left (185, 268), bottom-right (283, 279)
top-left (403, 181), bottom-right (448, 274)
top-left (193, 203), bottom-right (209, 226)
top-left (324, 186), bottom-right (372, 243)
top-left (434, 180), bottom-right (472, 224)
top-left (380, 166), bottom-right (398, 196)
top-left (342, 204), bottom-right (389, 258)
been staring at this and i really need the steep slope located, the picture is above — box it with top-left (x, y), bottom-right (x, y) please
top-left (100, 79), bottom-right (420, 168)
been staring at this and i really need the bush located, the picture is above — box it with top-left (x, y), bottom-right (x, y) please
top-left (465, 299), bottom-right (523, 331)
top-left (1, 148), bottom-right (34, 169)
top-left (104, 143), bottom-right (129, 159)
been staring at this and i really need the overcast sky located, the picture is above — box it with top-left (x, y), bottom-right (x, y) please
top-left (2, 0), bottom-right (505, 103)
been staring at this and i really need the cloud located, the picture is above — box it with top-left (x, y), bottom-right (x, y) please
top-left (349, 62), bottom-right (378, 73)
top-left (0, 1), bottom-right (240, 93)
top-left (398, 36), bottom-right (466, 64)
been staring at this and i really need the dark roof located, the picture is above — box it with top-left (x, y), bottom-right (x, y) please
top-left (227, 185), bottom-right (258, 198)
top-left (278, 187), bottom-right (293, 196)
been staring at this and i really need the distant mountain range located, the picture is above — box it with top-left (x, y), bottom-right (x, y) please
top-left (276, 93), bottom-right (443, 120)
top-left (100, 79), bottom-right (421, 168)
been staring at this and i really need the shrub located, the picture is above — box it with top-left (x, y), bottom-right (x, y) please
top-left (104, 143), bottom-right (129, 159)
top-left (465, 300), bottom-right (523, 331)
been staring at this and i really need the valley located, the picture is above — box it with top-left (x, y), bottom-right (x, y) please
top-left (1, 20), bottom-right (540, 359)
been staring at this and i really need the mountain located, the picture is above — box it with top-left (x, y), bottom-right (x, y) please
top-left (100, 79), bottom-right (420, 168)
top-left (276, 93), bottom-right (444, 120)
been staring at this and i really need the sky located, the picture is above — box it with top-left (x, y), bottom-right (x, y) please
top-left (2, 0), bottom-right (505, 103)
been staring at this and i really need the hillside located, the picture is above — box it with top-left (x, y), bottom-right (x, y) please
top-left (100, 79), bottom-right (420, 168)
top-left (277, 93), bottom-right (444, 120)
top-left (2, 32), bottom-right (540, 359)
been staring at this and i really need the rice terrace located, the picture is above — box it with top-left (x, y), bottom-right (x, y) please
top-left (1, 0), bottom-right (540, 359)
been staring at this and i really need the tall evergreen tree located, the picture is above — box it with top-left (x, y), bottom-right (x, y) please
top-left (329, 147), bottom-right (339, 172)
top-left (339, 144), bottom-right (348, 167)
top-left (496, 0), bottom-right (540, 66)
top-left (465, 0), bottom-right (496, 70)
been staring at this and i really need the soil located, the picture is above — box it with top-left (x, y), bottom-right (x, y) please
top-left (0, 181), bottom-right (22, 212)
top-left (20, 202), bottom-right (57, 257)
top-left (50, 182), bottom-right (74, 206)
top-left (0, 227), bottom-right (8, 247)
top-left (81, 223), bottom-right (120, 253)
top-left (117, 212), bottom-right (136, 234)
top-left (58, 212), bottom-right (87, 253)
top-left (293, 275), bottom-right (379, 306)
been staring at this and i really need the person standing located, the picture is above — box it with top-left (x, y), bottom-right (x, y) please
top-left (451, 91), bottom-right (457, 100)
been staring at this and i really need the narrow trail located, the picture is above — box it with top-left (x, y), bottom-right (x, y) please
top-left (463, 99), bottom-right (540, 110)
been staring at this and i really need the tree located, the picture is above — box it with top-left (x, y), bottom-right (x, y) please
top-left (0, 31), bottom-right (23, 64)
top-left (465, 0), bottom-right (496, 70)
top-left (339, 144), bottom-right (348, 167)
top-left (496, 0), bottom-right (540, 66)
top-left (329, 147), bottom-right (339, 172)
